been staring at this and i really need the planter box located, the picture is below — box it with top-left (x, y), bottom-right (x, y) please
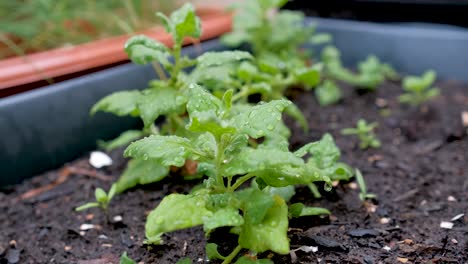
top-left (1, 18), bottom-right (468, 187)
top-left (0, 8), bottom-right (232, 97)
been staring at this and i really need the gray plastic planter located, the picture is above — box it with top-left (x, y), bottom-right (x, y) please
top-left (1, 18), bottom-right (468, 187)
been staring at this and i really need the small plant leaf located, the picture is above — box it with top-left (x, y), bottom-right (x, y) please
top-left (315, 80), bottom-right (342, 106)
top-left (90, 90), bottom-right (141, 117)
top-left (230, 99), bottom-right (291, 139)
top-left (203, 207), bottom-right (244, 232)
top-left (124, 135), bottom-right (202, 167)
top-left (196, 51), bottom-right (253, 68)
top-left (124, 35), bottom-right (169, 65)
top-left (238, 194), bottom-right (289, 254)
top-left (145, 193), bottom-right (211, 244)
top-left (294, 66), bottom-right (321, 88)
top-left (95, 188), bottom-right (108, 204)
top-left (75, 202), bottom-right (100, 211)
top-left (138, 87), bottom-right (186, 127)
top-left (206, 243), bottom-right (226, 260)
top-left (98, 130), bottom-right (143, 151)
top-left (120, 252), bottom-right (136, 264)
top-left (176, 258), bottom-right (192, 264)
top-left (115, 159), bottom-right (170, 193)
top-left (160, 3), bottom-right (201, 44)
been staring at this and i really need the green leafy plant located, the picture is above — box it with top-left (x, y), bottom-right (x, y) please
top-left (341, 119), bottom-right (381, 149)
top-left (355, 169), bottom-right (376, 201)
top-left (76, 185), bottom-right (116, 212)
top-left (124, 85), bottom-right (352, 263)
top-left (315, 79), bottom-right (342, 106)
top-left (399, 70), bottom-right (440, 106)
top-left (120, 252), bottom-right (136, 264)
top-left (89, 4), bottom-right (253, 195)
top-left (321, 46), bottom-right (398, 91)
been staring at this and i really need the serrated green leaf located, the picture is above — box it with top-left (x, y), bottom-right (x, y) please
top-left (98, 130), bottom-right (143, 151)
top-left (203, 207), bottom-right (244, 232)
top-left (206, 243), bottom-right (226, 260)
top-left (226, 148), bottom-right (318, 187)
top-left (186, 84), bottom-right (223, 121)
top-left (124, 35), bottom-right (169, 65)
top-left (115, 159), bottom-right (170, 193)
top-left (120, 252), bottom-right (136, 264)
top-left (187, 118), bottom-right (236, 139)
top-left (138, 87), bottom-right (186, 127)
top-left (230, 99), bottom-right (291, 139)
top-left (239, 194), bottom-right (289, 254)
top-left (315, 80), bottom-right (342, 106)
top-left (237, 61), bottom-right (259, 82)
top-left (164, 3), bottom-right (201, 44)
top-left (145, 193), bottom-right (212, 244)
top-left (90, 90), bottom-right (141, 117)
top-left (125, 135), bottom-right (201, 167)
top-left (403, 70), bottom-right (436, 92)
top-left (237, 189), bottom-right (274, 225)
top-left (300, 133), bottom-right (340, 167)
top-left (196, 51), bottom-right (253, 68)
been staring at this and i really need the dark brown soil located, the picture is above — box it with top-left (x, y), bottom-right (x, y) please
top-left (1, 79), bottom-right (467, 264)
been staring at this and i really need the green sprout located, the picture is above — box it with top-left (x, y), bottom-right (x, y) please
top-left (399, 70), bottom-right (440, 106)
top-left (355, 169), bottom-right (376, 201)
top-left (76, 184), bottom-right (116, 212)
top-left (321, 46), bottom-right (398, 91)
top-left (341, 119), bottom-right (381, 149)
top-left (315, 79), bottom-right (342, 106)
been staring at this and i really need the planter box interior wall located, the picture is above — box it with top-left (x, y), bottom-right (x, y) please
top-left (1, 18), bottom-right (468, 187)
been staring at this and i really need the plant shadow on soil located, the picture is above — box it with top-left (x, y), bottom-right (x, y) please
top-left (1, 79), bottom-right (467, 263)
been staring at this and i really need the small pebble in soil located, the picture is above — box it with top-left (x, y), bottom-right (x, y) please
top-left (461, 111), bottom-right (468, 127)
top-left (89, 151), bottom-right (113, 168)
top-left (101, 244), bottom-right (112, 248)
top-left (85, 214), bottom-right (94, 220)
top-left (98, 235), bottom-right (108, 240)
top-left (64, 246), bottom-right (72, 251)
top-left (440, 221), bottom-right (454, 229)
top-left (113, 215), bottom-right (123, 222)
top-left (382, 245), bottom-right (391, 251)
top-left (450, 213), bottom-right (464, 221)
top-left (380, 217), bottom-right (390, 224)
top-left (451, 239), bottom-right (458, 244)
top-left (80, 224), bottom-right (96, 231)
top-left (447, 195), bottom-right (457, 202)
top-left (397, 257), bottom-right (409, 263)
top-left (348, 182), bottom-right (358, 190)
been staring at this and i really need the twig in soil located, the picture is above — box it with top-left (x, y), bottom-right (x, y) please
top-left (392, 188), bottom-right (419, 202)
top-left (19, 166), bottom-right (113, 200)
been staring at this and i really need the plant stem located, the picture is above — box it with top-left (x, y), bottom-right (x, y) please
top-left (307, 183), bottom-right (322, 198)
top-left (152, 62), bottom-right (167, 80)
top-left (221, 244), bottom-right (242, 264)
top-left (230, 173), bottom-right (255, 192)
top-left (171, 43), bottom-right (182, 85)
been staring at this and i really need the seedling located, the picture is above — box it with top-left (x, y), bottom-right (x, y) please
top-left (315, 79), bottom-right (342, 106)
top-left (399, 70), bottom-right (440, 106)
top-left (321, 46), bottom-right (398, 91)
top-left (222, 0), bottom-right (331, 61)
top-left (341, 119), bottom-right (381, 149)
top-left (124, 85), bottom-right (352, 263)
top-left (76, 184), bottom-right (116, 212)
top-left (355, 169), bottom-right (376, 201)
top-left (120, 252), bottom-right (136, 264)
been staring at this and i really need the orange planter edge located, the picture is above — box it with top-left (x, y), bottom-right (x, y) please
top-left (0, 8), bottom-right (232, 91)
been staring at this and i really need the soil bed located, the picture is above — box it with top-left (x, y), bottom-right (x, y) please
top-left (1, 79), bottom-right (467, 263)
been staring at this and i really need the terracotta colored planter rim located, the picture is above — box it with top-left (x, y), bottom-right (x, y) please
top-left (0, 8), bottom-right (232, 90)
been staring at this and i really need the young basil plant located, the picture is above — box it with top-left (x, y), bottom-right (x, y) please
top-left (321, 46), bottom-right (398, 91)
top-left (86, 4), bottom-right (254, 196)
top-left (76, 184), bottom-right (117, 212)
top-left (399, 70), bottom-right (440, 106)
top-left (315, 79), bottom-right (342, 106)
top-left (124, 84), bottom-right (351, 263)
top-left (341, 119), bottom-right (381, 149)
